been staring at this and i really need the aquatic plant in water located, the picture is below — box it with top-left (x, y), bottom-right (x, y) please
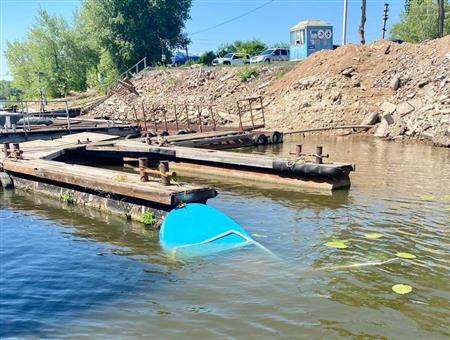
top-left (140, 210), bottom-right (156, 225)
top-left (395, 252), bottom-right (417, 259)
top-left (60, 190), bottom-right (74, 204)
top-left (324, 240), bottom-right (349, 249)
top-left (364, 233), bottom-right (384, 239)
top-left (392, 284), bottom-right (413, 295)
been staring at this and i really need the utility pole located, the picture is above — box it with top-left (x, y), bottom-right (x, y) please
top-left (342, 0), bottom-right (349, 45)
top-left (437, 0), bottom-right (444, 38)
top-left (381, 3), bottom-right (389, 39)
top-left (359, 0), bottom-right (367, 44)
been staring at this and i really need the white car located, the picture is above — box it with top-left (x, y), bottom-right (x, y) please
top-left (212, 53), bottom-right (251, 66)
top-left (250, 48), bottom-right (290, 63)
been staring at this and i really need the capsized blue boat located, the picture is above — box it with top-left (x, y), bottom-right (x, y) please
top-left (160, 203), bottom-right (267, 257)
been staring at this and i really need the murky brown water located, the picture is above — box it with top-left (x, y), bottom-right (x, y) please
top-left (1, 135), bottom-right (449, 338)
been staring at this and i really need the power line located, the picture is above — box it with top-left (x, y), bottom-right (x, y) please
top-left (190, 0), bottom-right (275, 36)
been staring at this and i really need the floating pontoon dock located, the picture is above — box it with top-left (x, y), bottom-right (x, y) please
top-left (0, 133), bottom-right (217, 222)
top-left (85, 140), bottom-right (354, 190)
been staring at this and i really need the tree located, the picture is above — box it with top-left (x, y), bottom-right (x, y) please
top-left (359, 0), bottom-right (367, 44)
top-left (438, 0), bottom-right (445, 37)
top-left (391, 0), bottom-right (450, 42)
top-left (271, 42), bottom-right (289, 49)
top-left (81, 0), bottom-right (192, 71)
top-left (198, 51), bottom-right (216, 65)
top-left (5, 9), bottom-right (97, 97)
top-left (216, 39), bottom-right (268, 57)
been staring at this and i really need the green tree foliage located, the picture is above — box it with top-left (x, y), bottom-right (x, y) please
top-left (5, 10), bottom-right (97, 98)
top-left (198, 51), bottom-right (217, 65)
top-left (0, 80), bottom-right (21, 100)
top-left (216, 39), bottom-right (268, 57)
top-left (391, 0), bottom-right (450, 42)
top-left (271, 42), bottom-right (289, 49)
top-left (81, 0), bottom-right (192, 70)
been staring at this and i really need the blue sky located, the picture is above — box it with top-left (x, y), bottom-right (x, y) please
top-left (0, 0), bottom-right (406, 80)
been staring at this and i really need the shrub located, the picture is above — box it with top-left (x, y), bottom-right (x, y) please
top-left (238, 66), bottom-right (259, 82)
top-left (140, 210), bottom-right (156, 225)
top-left (61, 190), bottom-right (74, 204)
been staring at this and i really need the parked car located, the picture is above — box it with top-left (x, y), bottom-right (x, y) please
top-left (170, 52), bottom-right (200, 66)
top-left (250, 48), bottom-right (289, 63)
top-left (212, 53), bottom-right (251, 66)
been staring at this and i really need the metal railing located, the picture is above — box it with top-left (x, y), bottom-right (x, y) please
top-left (106, 57), bottom-right (148, 94)
top-left (0, 99), bottom-right (71, 133)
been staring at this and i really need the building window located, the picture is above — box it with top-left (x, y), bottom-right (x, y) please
top-left (291, 30), bottom-right (305, 46)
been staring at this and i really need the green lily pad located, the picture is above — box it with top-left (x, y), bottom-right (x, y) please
top-left (365, 233), bottom-right (383, 239)
top-left (396, 252), bottom-right (417, 259)
top-left (392, 284), bottom-right (413, 295)
top-left (420, 194), bottom-right (434, 201)
top-left (325, 240), bottom-right (349, 249)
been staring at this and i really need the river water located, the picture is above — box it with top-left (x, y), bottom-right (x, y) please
top-left (1, 135), bottom-right (449, 339)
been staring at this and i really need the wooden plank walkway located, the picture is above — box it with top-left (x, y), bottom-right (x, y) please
top-left (0, 125), bottom-right (139, 144)
top-left (2, 158), bottom-right (216, 206)
top-left (150, 130), bottom-right (255, 149)
top-left (1, 133), bottom-right (217, 207)
top-left (86, 140), bottom-right (354, 190)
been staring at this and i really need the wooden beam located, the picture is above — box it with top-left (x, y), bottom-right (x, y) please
top-left (2, 158), bottom-right (216, 206)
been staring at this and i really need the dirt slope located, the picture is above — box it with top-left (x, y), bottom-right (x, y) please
top-left (87, 36), bottom-right (450, 146)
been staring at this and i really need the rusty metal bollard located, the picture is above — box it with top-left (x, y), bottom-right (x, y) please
top-left (139, 157), bottom-right (149, 182)
top-left (3, 143), bottom-right (10, 158)
top-left (159, 161), bottom-right (170, 186)
top-left (296, 144), bottom-right (302, 158)
top-left (315, 146), bottom-right (323, 164)
top-left (12, 143), bottom-right (23, 159)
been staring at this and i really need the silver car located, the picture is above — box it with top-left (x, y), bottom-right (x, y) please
top-left (250, 48), bottom-right (290, 63)
top-left (212, 53), bottom-right (251, 66)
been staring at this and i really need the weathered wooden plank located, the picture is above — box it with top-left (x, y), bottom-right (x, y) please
top-left (2, 159), bottom-right (217, 206)
top-left (172, 133), bottom-right (253, 147)
top-left (152, 130), bottom-right (245, 143)
top-left (91, 141), bottom-right (353, 171)
top-left (0, 126), bottom-right (139, 144)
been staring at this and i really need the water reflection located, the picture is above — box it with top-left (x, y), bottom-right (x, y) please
top-left (1, 135), bottom-right (449, 339)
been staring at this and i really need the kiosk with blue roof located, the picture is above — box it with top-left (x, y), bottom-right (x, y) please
top-left (290, 19), bottom-right (333, 61)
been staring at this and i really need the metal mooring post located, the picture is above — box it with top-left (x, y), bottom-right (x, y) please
top-left (159, 161), bottom-right (170, 186)
top-left (139, 158), bottom-right (149, 182)
top-left (315, 146), bottom-right (323, 164)
top-left (3, 143), bottom-right (10, 158)
top-left (12, 143), bottom-right (22, 159)
top-left (296, 144), bottom-right (302, 158)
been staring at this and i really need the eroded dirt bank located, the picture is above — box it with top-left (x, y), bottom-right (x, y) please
top-left (86, 36), bottom-right (450, 147)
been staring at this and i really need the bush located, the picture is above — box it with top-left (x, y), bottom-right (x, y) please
top-left (238, 65), bottom-right (259, 82)
top-left (198, 51), bottom-right (216, 65)
top-left (140, 210), bottom-right (156, 225)
top-left (61, 190), bottom-right (74, 204)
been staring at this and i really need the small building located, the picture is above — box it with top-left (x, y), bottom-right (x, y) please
top-left (289, 19), bottom-right (333, 61)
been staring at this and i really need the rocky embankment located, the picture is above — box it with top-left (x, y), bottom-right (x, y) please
top-left (86, 36), bottom-right (450, 147)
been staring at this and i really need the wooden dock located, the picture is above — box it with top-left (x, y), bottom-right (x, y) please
top-left (85, 140), bottom-right (354, 190)
top-left (150, 130), bottom-right (256, 149)
top-left (0, 124), bottom-right (139, 144)
top-left (0, 133), bottom-right (217, 223)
